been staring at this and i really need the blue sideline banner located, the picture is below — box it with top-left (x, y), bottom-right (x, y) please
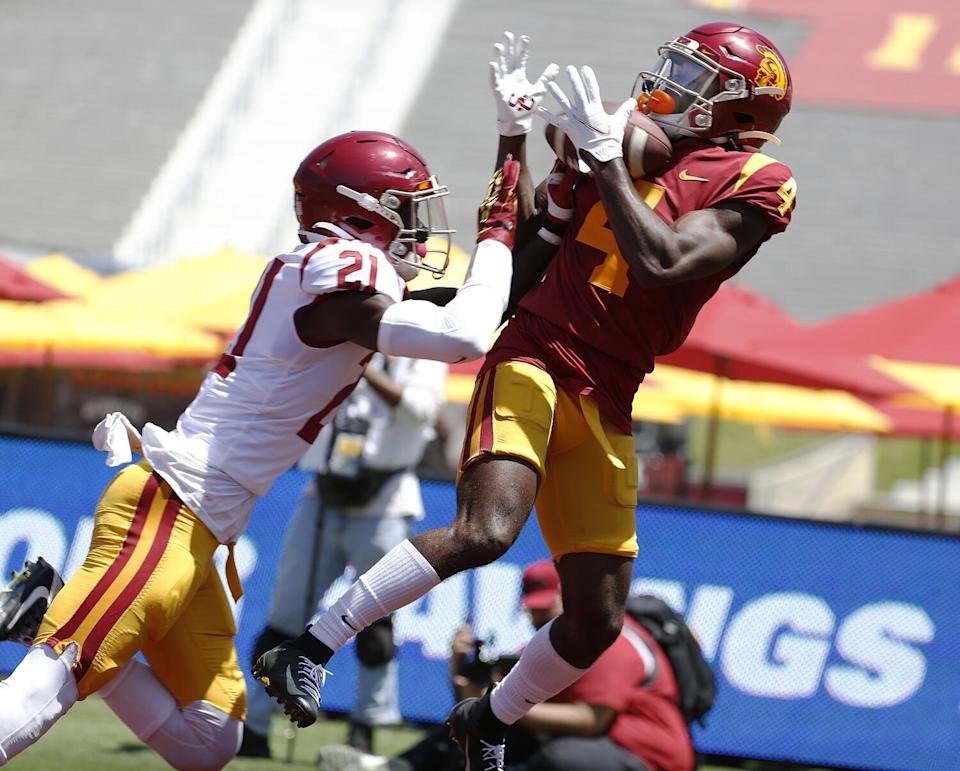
top-left (0, 435), bottom-right (957, 769)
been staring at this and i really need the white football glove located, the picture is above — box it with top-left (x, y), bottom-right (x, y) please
top-left (539, 65), bottom-right (635, 172)
top-left (489, 31), bottom-right (560, 137)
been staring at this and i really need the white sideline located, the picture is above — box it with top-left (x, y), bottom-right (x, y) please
top-left (112, 0), bottom-right (460, 268)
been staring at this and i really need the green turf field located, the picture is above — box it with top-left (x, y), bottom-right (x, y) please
top-left (9, 696), bottom-right (744, 770)
top-left (9, 696), bottom-right (422, 769)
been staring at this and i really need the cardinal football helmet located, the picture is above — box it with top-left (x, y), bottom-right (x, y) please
top-left (633, 22), bottom-right (792, 146)
top-left (294, 131), bottom-right (453, 277)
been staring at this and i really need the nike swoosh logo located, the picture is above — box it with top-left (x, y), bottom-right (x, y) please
top-left (9, 586), bottom-right (49, 627)
top-left (524, 698), bottom-right (537, 705)
top-left (678, 169), bottom-right (709, 182)
top-left (341, 614), bottom-right (358, 632)
top-left (285, 665), bottom-right (307, 697)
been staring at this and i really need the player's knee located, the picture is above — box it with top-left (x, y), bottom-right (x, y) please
top-left (355, 616), bottom-right (395, 668)
top-left (453, 508), bottom-right (524, 565)
top-left (454, 524), bottom-right (513, 566)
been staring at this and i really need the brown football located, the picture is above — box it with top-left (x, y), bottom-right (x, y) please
top-left (544, 101), bottom-right (673, 178)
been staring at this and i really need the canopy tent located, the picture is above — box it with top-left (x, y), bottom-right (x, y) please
top-left (755, 274), bottom-right (960, 366)
top-left (872, 359), bottom-right (960, 410)
top-left (639, 365), bottom-right (891, 433)
top-left (0, 255), bottom-right (72, 302)
top-left (23, 254), bottom-right (103, 299)
top-left (79, 247), bottom-right (269, 336)
top-left (0, 302), bottom-right (223, 370)
top-left (0, 248), bottom-right (267, 370)
top-left (656, 283), bottom-right (904, 496)
top-left (658, 283), bottom-right (904, 398)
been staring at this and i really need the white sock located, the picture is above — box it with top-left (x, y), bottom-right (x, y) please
top-left (102, 659), bottom-right (240, 770)
top-left (0, 643), bottom-right (78, 765)
top-left (489, 619), bottom-right (588, 725)
top-left (309, 540), bottom-right (439, 651)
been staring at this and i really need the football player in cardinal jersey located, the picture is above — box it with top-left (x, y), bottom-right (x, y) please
top-left (0, 133), bottom-right (521, 770)
top-left (255, 26), bottom-right (796, 771)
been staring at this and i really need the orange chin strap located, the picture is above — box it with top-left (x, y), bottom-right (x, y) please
top-left (637, 90), bottom-right (676, 115)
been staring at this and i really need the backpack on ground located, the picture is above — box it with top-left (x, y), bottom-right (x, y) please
top-left (625, 594), bottom-right (717, 726)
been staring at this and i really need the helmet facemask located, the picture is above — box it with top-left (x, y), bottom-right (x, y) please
top-left (335, 178), bottom-right (454, 279)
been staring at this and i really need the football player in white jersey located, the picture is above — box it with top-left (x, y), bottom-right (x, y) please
top-left (0, 131), bottom-right (521, 770)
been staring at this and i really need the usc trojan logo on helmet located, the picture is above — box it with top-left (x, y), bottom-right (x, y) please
top-left (754, 45), bottom-right (787, 100)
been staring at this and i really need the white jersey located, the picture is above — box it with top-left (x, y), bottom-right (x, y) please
top-left (141, 230), bottom-right (407, 543)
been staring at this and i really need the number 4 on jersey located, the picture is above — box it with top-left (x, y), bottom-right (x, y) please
top-left (581, 180), bottom-right (666, 297)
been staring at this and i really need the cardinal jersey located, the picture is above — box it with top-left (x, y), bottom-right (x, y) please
top-left (491, 138), bottom-right (797, 431)
top-left (140, 235), bottom-right (405, 543)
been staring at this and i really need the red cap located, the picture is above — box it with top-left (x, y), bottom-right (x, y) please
top-left (520, 560), bottom-right (561, 610)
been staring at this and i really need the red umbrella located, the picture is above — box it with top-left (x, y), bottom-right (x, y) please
top-left (753, 274), bottom-right (960, 366)
top-left (0, 255), bottom-right (72, 301)
top-left (761, 274), bottom-right (960, 522)
top-left (660, 283), bottom-right (904, 398)
top-left (658, 283), bottom-right (906, 499)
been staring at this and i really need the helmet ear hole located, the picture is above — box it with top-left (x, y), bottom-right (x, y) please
top-left (344, 215), bottom-right (375, 232)
top-left (733, 111), bottom-right (755, 125)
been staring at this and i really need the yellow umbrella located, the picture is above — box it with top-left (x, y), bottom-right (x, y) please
top-left (0, 301), bottom-right (222, 368)
top-left (643, 365), bottom-right (891, 431)
top-left (23, 253), bottom-right (102, 298)
top-left (82, 247), bottom-right (267, 334)
top-left (871, 358), bottom-right (960, 410)
top-left (639, 364), bottom-right (891, 497)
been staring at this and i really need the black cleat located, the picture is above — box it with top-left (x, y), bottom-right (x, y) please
top-left (445, 693), bottom-right (506, 771)
top-left (0, 557), bottom-right (63, 646)
top-left (252, 640), bottom-right (330, 728)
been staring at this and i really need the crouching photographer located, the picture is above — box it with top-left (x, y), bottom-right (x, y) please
top-left (317, 559), bottom-right (702, 771)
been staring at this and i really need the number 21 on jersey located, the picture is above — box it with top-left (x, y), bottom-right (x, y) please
top-left (580, 180), bottom-right (666, 297)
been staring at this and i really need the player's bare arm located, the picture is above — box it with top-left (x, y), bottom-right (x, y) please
top-left (588, 154), bottom-right (768, 286)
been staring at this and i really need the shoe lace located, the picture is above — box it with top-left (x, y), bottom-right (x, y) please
top-left (479, 739), bottom-right (505, 770)
top-left (297, 656), bottom-right (331, 704)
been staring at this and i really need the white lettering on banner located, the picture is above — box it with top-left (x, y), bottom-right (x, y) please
top-left (0, 509), bottom-right (67, 574)
top-left (0, 508), bottom-right (940, 711)
top-left (721, 592), bottom-right (835, 699)
top-left (394, 573), bottom-right (467, 660)
top-left (473, 563), bottom-right (535, 658)
top-left (825, 602), bottom-right (935, 708)
top-left (686, 584), bottom-right (735, 661)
